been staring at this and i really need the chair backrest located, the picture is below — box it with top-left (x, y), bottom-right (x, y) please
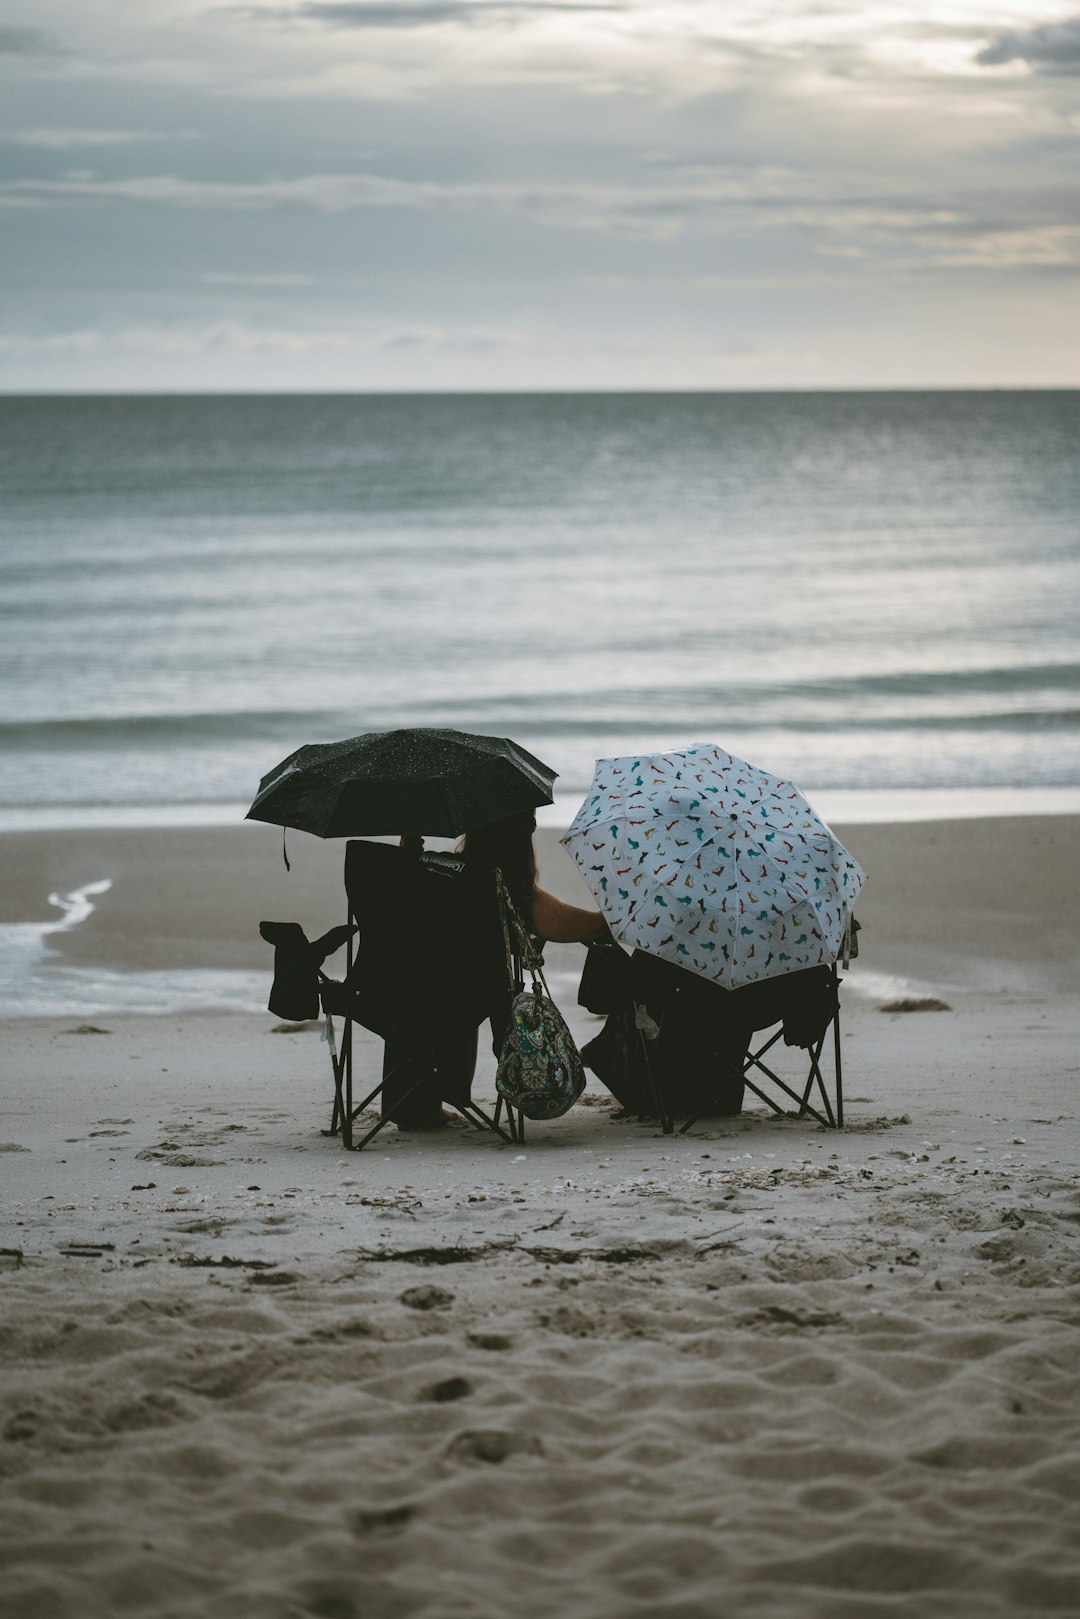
top-left (342, 840), bottom-right (507, 1039)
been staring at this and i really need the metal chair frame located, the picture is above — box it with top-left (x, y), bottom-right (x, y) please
top-left (320, 857), bottom-right (522, 1152)
top-left (637, 965), bottom-right (845, 1135)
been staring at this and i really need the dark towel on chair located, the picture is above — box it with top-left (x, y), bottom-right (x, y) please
top-left (578, 939), bottom-right (633, 1015)
top-left (259, 921), bottom-right (355, 1022)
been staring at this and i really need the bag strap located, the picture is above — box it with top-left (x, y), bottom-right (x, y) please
top-left (494, 869), bottom-right (550, 999)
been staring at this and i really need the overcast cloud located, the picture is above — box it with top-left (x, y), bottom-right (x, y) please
top-left (1, 0), bottom-right (1078, 390)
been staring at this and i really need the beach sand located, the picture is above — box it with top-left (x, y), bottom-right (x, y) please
top-left (2, 818), bottom-right (1079, 1618)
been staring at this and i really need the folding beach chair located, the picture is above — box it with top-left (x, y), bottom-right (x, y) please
top-left (686, 965), bottom-right (845, 1133)
top-left (319, 840), bottom-right (520, 1151)
top-left (579, 947), bottom-right (846, 1133)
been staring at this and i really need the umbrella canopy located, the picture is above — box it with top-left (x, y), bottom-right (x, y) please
top-left (562, 744), bottom-right (865, 991)
top-left (246, 728), bottom-right (557, 840)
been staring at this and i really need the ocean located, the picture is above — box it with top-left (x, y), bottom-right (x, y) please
top-left (2, 389), bottom-right (1079, 831)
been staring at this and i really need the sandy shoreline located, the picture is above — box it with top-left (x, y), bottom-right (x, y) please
top-left (3, 815), bottom-right (1079, 993)
top-left (2, 816), bottom-right (1079, 1616)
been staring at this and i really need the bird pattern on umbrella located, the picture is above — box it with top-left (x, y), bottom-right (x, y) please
top-left (562, 744), bottom-right (866, 990)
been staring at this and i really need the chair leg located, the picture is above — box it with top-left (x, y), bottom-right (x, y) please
top-left (832, 969), bottom-right (844, 1128)
top-left (341, 1034), bottom-right (518, 1152)
top-left (638, 1025), bottom-right (673, 1135)
top-left (678, 982), bottom-right (847, 1133)
top-left (799, 1036), bottom-right (836, 1127)
top-left (322, 1013), bottom-right (351, 1143)
top-left (342, 1016), bottom-right (354, 1150)
top-left (495, 1097), bottom-right (523, 1143)
top-left (748, 1040), bottom-right (834, 1128)
top-left (457, 1100), bottom-right (516, 1144)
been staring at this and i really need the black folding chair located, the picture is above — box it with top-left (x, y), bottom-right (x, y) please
top-left (681, 965), bottom-right (844, 1132)
top-left (580, 947), bottom-right (846, 1133)
top-left (320, 841), bottom-right (520, 1151)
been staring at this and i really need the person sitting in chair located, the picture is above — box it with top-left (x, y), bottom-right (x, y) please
top-left (382, 813), bottom-right (605, 1130)
top-left (461, 810), bottom-right (609, 946)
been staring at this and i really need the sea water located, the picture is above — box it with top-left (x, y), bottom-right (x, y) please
top-left (1, 391), bottom-right (1078, 1012)
top-left (2, 390), bottom-right (1078, 822)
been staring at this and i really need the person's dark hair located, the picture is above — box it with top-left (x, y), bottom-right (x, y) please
top-left (461, 810), bottom-right (538, 928)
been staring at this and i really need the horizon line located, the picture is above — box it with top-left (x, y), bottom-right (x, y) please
top-left (1, 384), bottom-right (1078, 401)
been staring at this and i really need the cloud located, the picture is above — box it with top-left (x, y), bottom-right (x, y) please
top-left (219, 1), bottom-right (618, 28)
top-left (0, 26), bottom-right (60, 55)
top-left (1, 165), bottom-right (1073, 264)
top-left (0, 321), bottom-right (524, 357)
top-left (977, 16), bottom-right (1080, 74)
top-left (0, 169), bottom-right (696, 238)
top-left (201, 271), bottom-right (317, 284)
top-left (918, 223), bottom-right (1080, 269)
top-left (1, 128), bottom-right (204, 148)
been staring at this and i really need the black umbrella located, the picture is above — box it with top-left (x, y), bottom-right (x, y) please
top-left (245, 727), bottom-right (557, 840)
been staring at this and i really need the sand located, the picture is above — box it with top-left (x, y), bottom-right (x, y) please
top-left (2, 817), bottom-right (1079, 1618)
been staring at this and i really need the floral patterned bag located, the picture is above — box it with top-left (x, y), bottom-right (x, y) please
top-left (494, 872), bottom-right (586, 1121)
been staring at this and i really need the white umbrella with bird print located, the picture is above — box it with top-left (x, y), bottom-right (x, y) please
top-left (562, 744), bottom-right (866, 991)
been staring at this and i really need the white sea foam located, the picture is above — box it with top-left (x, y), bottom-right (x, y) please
top-left (0, 876), bottom-right (269, 1017)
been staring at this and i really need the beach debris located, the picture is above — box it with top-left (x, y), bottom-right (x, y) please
top-left (362, 1243), bottom-right (508, 1265)
top-left (270, 1021), bottom-right (322, 1033)
top-left (57, 1243), bottom-right (115, 1257)
top-left (527, 1243), bottom-right (663, 1266)
top-left (0, 1143), bottom-right (30, 1153)
top-left (879, 997), bottom-right (951, 1013)
top-left (345, 1192), bottom-right (423, 1214)
top-left (67, 1024), bottom-right (111, 1034)
top-left (744, 1304), bottom-right (844, 1330)
top-left (0, 1248), bottom-right (24, 1270)
top-left (840, 1114), bottom-right (912, 1132)
top-left (129, 1182), bottom-right (157, 1191)
top-left (172, 1254), bottom-right (275, 1269)
top-left (136, 1143), bottom-right (223, 1167)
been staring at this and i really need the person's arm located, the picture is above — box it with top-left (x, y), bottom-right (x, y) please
top-left (531, 887), bottom-right (609, 944)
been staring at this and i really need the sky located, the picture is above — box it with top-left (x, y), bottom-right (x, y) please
top-left (1, 0), bottom-right (1079, 391)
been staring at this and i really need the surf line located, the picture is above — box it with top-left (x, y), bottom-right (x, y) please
top-left (42, 879), bottom-right (113, 939)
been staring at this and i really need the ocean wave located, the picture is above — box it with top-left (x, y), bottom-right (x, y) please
top-left (0, 709), bottom-right (340, 749)
top-left (3, 683), bottom-right (1080, 752)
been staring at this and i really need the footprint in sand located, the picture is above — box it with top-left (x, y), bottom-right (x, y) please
top-left (422, 1376), bottom-right (472, 1403)
top-left (467, 1331), bottom-right (514, 1351)
top-left (447, 1429), bottom-right (544, 1464)
top-left (350, 1504), bottom-right (416, 1534)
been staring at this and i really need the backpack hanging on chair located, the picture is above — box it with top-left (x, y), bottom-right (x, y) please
top-left (494, 870), bottom-right (587, 1121)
